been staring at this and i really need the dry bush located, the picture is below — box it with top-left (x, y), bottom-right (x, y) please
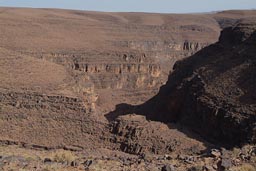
top-left (231, 164), bottom-right (256, 171)
top-left (51, 150), bottom-right (77, 164)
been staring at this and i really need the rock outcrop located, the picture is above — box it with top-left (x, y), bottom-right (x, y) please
top-left (147, 18), bottom-right (256, 146)
top-left (110, 115), bottom-right (178, 155)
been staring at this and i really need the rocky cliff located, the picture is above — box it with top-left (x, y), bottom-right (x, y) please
top-left (146, 18), bottom-right (256, 146)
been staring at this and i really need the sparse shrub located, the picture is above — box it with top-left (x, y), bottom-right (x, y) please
top-left (51, 149), bottom-right (77, 164)
top-left (232, 164), bottom-right (256, 171)
top-left (41, 168), bottom-right (50, 171)
top-left (232, 147), bottom-right (241, 157)
top-left (41, 165), bottom-right (58, 171)
top-left (251, 156), bottom-right (256, 163)
top-left (188, 165), bottom-right (204, 171)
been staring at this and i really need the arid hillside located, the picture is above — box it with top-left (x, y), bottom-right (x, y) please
top-left (0, 7), bottom-right (256, 171)
top-left (1, 8), bottom-right (256, 112)
top-left (1, 6), bottom-right (256, 150)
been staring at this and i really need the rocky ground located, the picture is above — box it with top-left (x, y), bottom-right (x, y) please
top-left (0, 144), bottom-right (255, 171)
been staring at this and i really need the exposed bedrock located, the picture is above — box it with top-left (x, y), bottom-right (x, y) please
top-left (109, 115), bottom-right (176, 155)
top-left (23, 39), bottom-right (210, 91)
top-left (113, 40), bottom-right (209, 54)
top-left (142, 18), bottom-right (256, 146)
top-left (108, 114), bottom-right (206, 155)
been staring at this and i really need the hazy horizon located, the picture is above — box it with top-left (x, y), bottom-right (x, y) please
top-left (0, 0), bottom-right (256, 13)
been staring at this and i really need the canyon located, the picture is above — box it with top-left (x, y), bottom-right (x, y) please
top-left (0, 8), bottom-right (256, 171)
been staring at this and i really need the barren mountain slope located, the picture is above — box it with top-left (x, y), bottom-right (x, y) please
top-left (0, 8), bottom-right (256, 155)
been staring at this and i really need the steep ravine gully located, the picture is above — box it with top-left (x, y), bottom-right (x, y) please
top-left (0, 8), bottom-right (256, 160)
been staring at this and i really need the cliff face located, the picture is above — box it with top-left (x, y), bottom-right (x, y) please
top-left (150, 18), bottom-right (256, 146)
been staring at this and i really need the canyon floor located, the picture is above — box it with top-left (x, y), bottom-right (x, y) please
top-left (0, 8), bottom-right (256, 171)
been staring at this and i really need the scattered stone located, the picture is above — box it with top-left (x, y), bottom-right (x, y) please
top-left (161, 164), bottom-right (176, 171)
top-left (123, 160), bottom-right (131, 166)
top-left (139, 153), bottom-right (146, 160)
top-left (137, 159), bottom-right (142, 164)
top-left (239, 153), bottom-right (251, 161)
top-left (220, 158), bottom-right (232, 170)
top-left (232, 158), bottom-right (241, 166)
top-left (71, 160), bottom-right (78, 167)
top-left (157, 156), bottom-right (165, 160)
top-left (43, 158), bottom-right (52, 163)
top-left (212, 163), bottom-right (218, 170)
top-left (139, 153), bottom-right (154, 162)
top-left (210, 149), bottom-right (221, 158)
top-left (164, 154), bottom-right (172, 160)
top-left (249, 146), bottom-right (256, 156)
top-left (188, 166), bottom-right (203, 171)
top-left (187, 145), bottom-right (203, 155)
top-left (204, 165), bottom-right (215, 171)
top-left (83, 160), bottom-right (93, 169)
top-left (177, 154), bottom-right (196, 164)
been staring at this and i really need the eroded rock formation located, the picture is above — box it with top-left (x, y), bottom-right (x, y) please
top-left (146, 18), bottom-right (256, 146)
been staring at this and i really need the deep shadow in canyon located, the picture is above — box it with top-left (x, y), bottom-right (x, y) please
top-left (105, 21), bottom-right (256, 149)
